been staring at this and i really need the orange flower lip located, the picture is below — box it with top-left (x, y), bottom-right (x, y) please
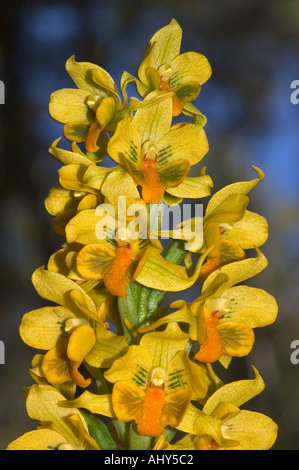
top-left (85, 121), bottom-right (101, 153)
top-left (194, 311), bottom-right (225, 363)
top-left (159, 76), bottom-right (184, 116)
top-left (104, 244), bottom-right (134, 298)
top-left (136, 382), bottom-right (166, 437)
top-left (140, 154), bottom-right (166, 204)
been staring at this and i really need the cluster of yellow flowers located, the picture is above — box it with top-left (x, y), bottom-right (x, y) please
top-left (8, 19), bottom-right (278, 451)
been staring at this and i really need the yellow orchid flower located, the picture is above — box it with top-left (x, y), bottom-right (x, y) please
top-left (49, 55), bottom-right (121, 154)
top-left (46, 167), bottom-right (147, 289)
top-left (7, 384), bottom-right (100, 450)
top-left (76, 237), bottom-right (153, 298)
top-left (122, 19), bottom-right (212, 121)
top-left (47, 245), bottom-right (120, 328)
top-left (64, 167), bottom-right (208, 298)
top-left (67, 169), bottom-right (155, 298)
top-left (20, 267), bottom-right (128, 387)
top-left (65, 205), bottom-right (210, 299)
top-left (45, 139), bottom-right (115, 237)
top-left (139, 250), bottom-right (278, 367)
top-left (181, 166), bottom-right (269, 280)
top-left (49, 56), bottom-right (173, 154)
top-left (64, 167), bottom-right (145, 245)
top-left (107, 91), bottom-right (209, 204)
top-left (76, 147), bottom-right (212, 207)
top-left (61, 323), bottom-right (208, 438)
top-left (174, 367), bottom-right (278, 450)
top-left (47, 242), bottom-right (86, 281)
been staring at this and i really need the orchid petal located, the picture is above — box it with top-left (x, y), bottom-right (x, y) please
top-left (170, 51), bottom-right (212, 88)
top-left (7, 429), bottom-right (68, 451)
top-left (161, 389), bottom-right (191, 428)
top-left (157, 123), bottom-right (209, 167)
top-left (138, 19), bottom-right (182, 84)
top-left (205, 166), bottom-right (264, 216)
top-left (20, 306), bottom-right (74, 350)
top-left (222, 286), bottom-right (278, 328)
top-left (132, 91), bottom-right (173, 143)
top-left (49, 89), bottom-right (92, 124)
top-left (203, 366), bottom-right (264, 415)
top-left (76, 244), bottom-right (116, 280)
top-left (112, 381), bottom-right (146, 423)
top-left (167, 174), bottom-right (213, 199)
top-left (104, 345), bottom-right (152, 389)
top-left (66, 55), bottom-right (114, 98)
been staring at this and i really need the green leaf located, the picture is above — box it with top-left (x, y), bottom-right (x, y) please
top-left (82, 411), bottom-right (117, 450)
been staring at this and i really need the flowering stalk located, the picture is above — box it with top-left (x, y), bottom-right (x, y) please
top-left (7, 19), bottom-right (278, 451)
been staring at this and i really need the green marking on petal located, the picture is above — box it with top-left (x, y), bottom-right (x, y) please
top-left (64, 122), bottom-right (90, 142)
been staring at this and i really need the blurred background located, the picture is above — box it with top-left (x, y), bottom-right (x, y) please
top-left (0, 0), bottom-right (299, 450)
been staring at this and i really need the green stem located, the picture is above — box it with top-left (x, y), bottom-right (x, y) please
top-left (152, 426), bottom-right (178, 447)
top-left (117, 283), bottom-right (139, 342)
top-left (118, 239), bottom-right (187, 338)
top-left (117, 281), bottom-right (149, 343)
top-left (138, 284), bottom-right (150, 324)
top-left (128, 422), bottom-right (153, 450)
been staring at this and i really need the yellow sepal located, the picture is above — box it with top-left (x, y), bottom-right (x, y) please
top-left (7, 429), bottom-right (68, 451)
top-left (49, 88), bottom-right (92, 124)
top-left (23, 384), bottom-right (94, 449)
top-left (157, 123), bottom-right (209, 167)
top-left (217, 321), bottom-right (255, 358)
top-left (166, 173), bottom-right (213, 199)
top-left (138, 19), bottom-right (182, 86)
top-left (65, 55), bottom-right (115, 97)
top-left (135, 248), bottom-right (210, 292)
top-left (104, 345), bottom-right (152, 389)
top-left (61, 391), bottom-right (116, 418)
top-left (20, 306), bottom-right (74, 350)
top-left (170, 51), bottom-right (212, 88)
